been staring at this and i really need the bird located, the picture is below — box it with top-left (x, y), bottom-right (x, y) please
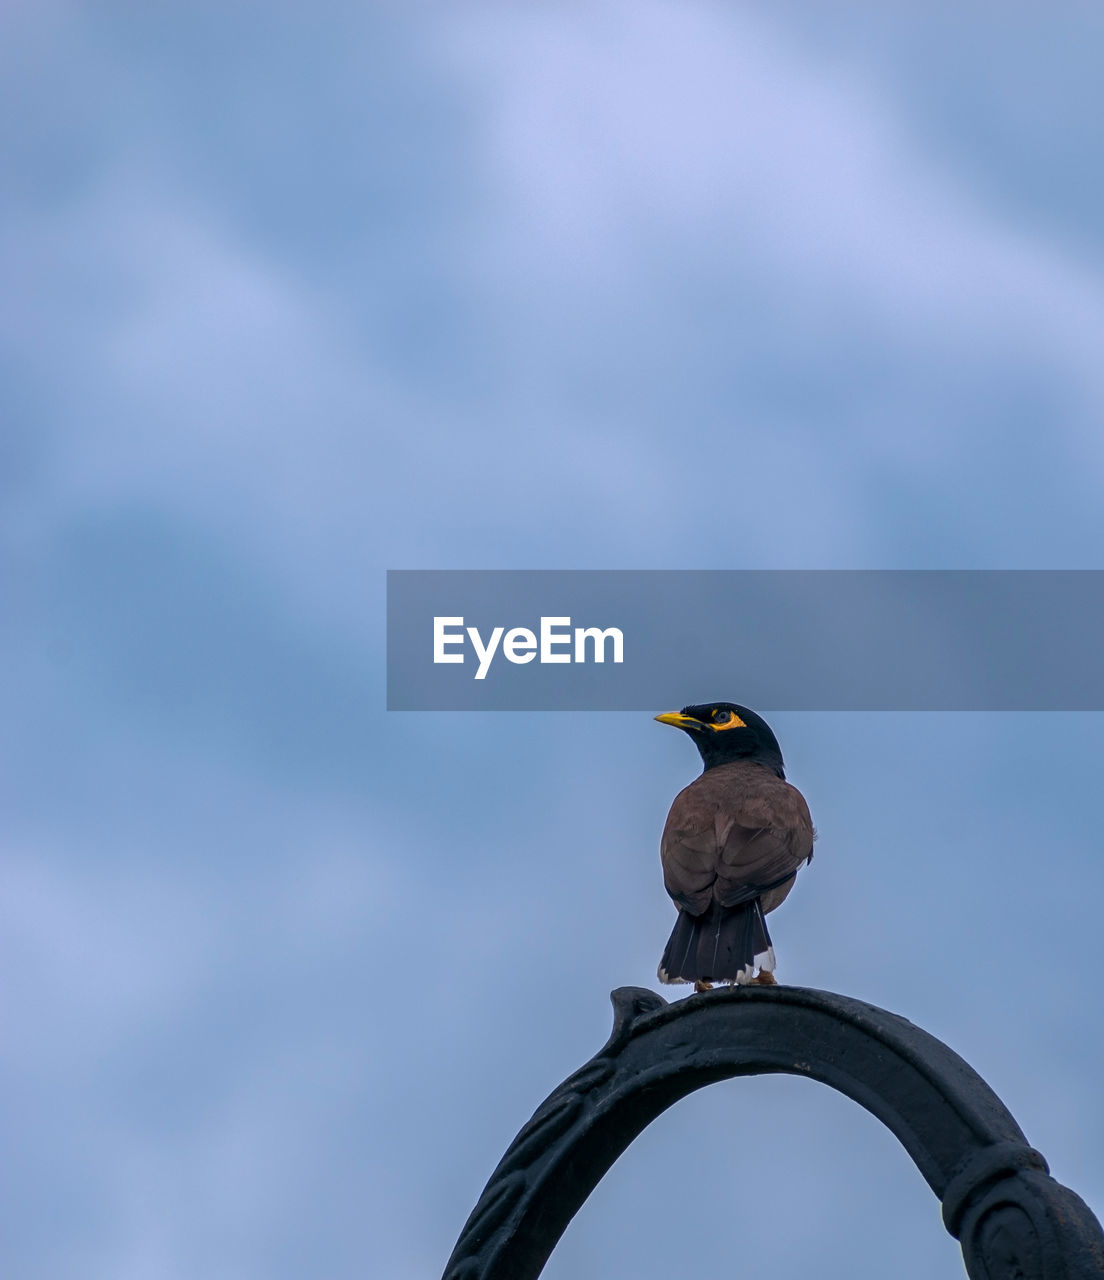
top-left (655, 703), bottom-right (814, 992)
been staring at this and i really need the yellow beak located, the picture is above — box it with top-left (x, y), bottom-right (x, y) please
top-left (654, 712), bottom-right (700, 729)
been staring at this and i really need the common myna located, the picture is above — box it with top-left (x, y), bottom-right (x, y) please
top-left (655, 703), bottom-right (814, 991)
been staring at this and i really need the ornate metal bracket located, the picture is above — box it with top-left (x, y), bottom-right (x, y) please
top-left (443, 985), bottom-right (1104, 1280)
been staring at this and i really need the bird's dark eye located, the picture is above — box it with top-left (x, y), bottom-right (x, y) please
top-left (712, 709), bottom-right (733, 726)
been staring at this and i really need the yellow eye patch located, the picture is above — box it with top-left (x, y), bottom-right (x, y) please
top-left (710, 709), bottom-right (746, 730)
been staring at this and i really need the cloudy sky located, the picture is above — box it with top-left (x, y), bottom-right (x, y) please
top-left (4, 3), bottom-right (1104, 1277)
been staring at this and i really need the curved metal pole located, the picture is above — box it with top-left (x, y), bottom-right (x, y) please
top-left (442, 985), bottom-right (1104, 1280)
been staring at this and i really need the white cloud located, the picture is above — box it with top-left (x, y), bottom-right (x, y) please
top-left (443, 0), bottom-right (1104, 463)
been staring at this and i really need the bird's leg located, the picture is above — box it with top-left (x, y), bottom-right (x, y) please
top-left (694, 980), bottom-right (713, 993)
top-left (752, 969), bottom-right (777, 986)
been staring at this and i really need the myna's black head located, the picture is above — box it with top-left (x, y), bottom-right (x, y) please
top-left (655, 702), bottom-right (786, 777)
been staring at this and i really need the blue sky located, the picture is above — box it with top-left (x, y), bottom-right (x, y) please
top-left (3, 4), bottom-right (1104, 1278)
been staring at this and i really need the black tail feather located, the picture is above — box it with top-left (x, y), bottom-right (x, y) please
top-left (658, 899), bottom-right (772, 984)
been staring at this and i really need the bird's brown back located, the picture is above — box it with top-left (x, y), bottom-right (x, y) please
top-left (661, 760), bottom-right (814, 917)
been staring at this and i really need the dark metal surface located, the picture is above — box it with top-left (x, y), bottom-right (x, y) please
top-left (442, 985), bottom-right (1104, 1280)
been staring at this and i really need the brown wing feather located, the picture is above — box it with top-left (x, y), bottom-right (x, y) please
top-left (661, 761), bottom-right (814, 917)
